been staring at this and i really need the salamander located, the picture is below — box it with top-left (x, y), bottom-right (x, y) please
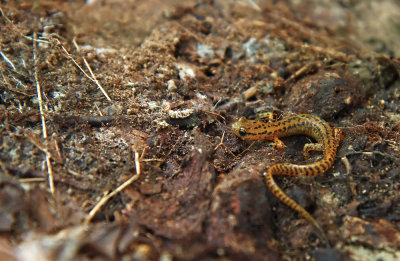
top-left (231, 113), bottom-right (343, 242)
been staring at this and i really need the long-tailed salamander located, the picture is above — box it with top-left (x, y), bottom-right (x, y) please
top-left (231, 113), bottom-right (343, 242)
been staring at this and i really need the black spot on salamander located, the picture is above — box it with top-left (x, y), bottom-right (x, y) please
top-left (320, 162), bottom-right (328, 170)
top-left (320, 121), bottom-right (329, 132)
top-left (314, 129), bottom-right (322, 137)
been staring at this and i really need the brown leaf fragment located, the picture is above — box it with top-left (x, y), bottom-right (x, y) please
top-left (0, 237), bottom-right (17, 261)
top-left (342, 216), bottom-right (400, 250)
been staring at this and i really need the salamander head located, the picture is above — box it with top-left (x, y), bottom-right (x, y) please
top-left (231, 117), bottom-right (249, 138)
top-left (231, 116), bottom-right (278, 141)
top-left (231, 116), bottom-right (271, 140)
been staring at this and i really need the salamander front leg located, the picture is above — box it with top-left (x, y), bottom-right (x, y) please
top-left (302, 143), bottom-right (323, 159)
top-left (267, 137), bottom-right (286, 150)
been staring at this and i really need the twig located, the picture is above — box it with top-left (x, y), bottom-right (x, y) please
top-left (0, 7), bottom-right (49, 44)
top-left (242, 86), bottom-right (258, 100)
top-left (67, 169), bottom-right (82, 177)
top-left (142, 158), bottom-right (164, 162)
top-left (55, 39), bottom-right (93, 80)
top-left (12, 77), bottom-right (28, 90)
top-left (214, 131), bottom-right (236, 158)
top-left (24, 130), bottom-right (62, 164)
top-left (242, 0), bottom-right (261, 11)
top-left (341, 150), bottom-right (398, 176)
top-left (344, 150), bottom-right (396, 161)
top-left (53, 38), bottom-right (111, 101)
top-left (301, 44), bottom-right (352, 63)
top-left (212, 98), bottom-right (222, 110)
top-left (54, 139), bottom-right (63, 161)
top-left (19, 177), bottom-right (47, 183)
top-left (283, 62), bottom-right (320, 85)
top-left (340, 156), bottom-right (351, 175)
top-left (237, 141), bottom-right (256, 157)
top-left (73, 38), bottom-right (112, 102)
top-left (140, 146), bottom-right (147, 159)
top-left (175, 22), bottom-right (204, 44)
top-left (33, 33), bottom-right (55, 194)
top-left (85, 151), bottom-right (141, 224)
top-left (94, 103), bottom-right (104, 116)
top-left (0, 160), bottom-right (12, 177)
top-left (205, 111), bottom-right (226, 121)
top-left (0, 50), bottom-right (16, 70)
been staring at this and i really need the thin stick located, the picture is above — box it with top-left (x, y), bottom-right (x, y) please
top-left (237, 141), bottom-right (256, 157)
top-left (33, 33), bottom-right (55, 194)
top-left (54, 39), bottom-right (93, 80)
top-left (94, 103), bottom-right (104, 116)
top-left (72, 38), bottom-right (112, 102)
top-left (19, 177), bottom-right (47, 183)
top-left (284, 62), bottom-right (320, 84)
top-left (214, 131), bottom-right (236, 158)
top-left (0, 50), bottom-right (16, 70)
top-left (85, 151), bottom-right (141, 224)
top-left (300, 44), bottom-right (352, 63)
top-left (54, 38), bottom-right (111, 101)
top-left (0, 7), bottom-right (49, 44)
top-left (54, 39), bottom-right (111, 101)
top-left (142, 158), bottom-right (164, 162)
top-left (341, 156), bottom-right (351, 175)
top-left (243, 0), bottom-right (261, 11)
top-left (242, 86), bottom-right (258, 100)
top-left (34, 75), bottom-right (47, 138)
top-left (205, 111), bottom-right (226, 121)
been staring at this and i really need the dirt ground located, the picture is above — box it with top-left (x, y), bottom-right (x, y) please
top-left (1, 0), bottom-right (400, 260)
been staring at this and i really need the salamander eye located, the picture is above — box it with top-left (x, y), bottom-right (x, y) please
top-left (238, 128), bottom-right (247, 136)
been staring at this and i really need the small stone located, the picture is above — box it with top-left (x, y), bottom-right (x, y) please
top-left (167, 79), bottom-right (177, 92)
top-left (168, 108), bottom-right (194, 119)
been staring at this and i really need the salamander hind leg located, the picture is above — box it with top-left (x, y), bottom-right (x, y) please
top-left (302, 143), bottom-right (323, 159)
top-left (256, 111), bottom-right (276, 122)
top-left (333, 128), bottom-right (343, 148)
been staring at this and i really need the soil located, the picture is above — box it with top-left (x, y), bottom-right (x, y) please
top-left (1, 0), bottom-right (400, 260)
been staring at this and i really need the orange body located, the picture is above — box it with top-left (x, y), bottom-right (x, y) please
top-left (231, 114), bottom-right (343, 242)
